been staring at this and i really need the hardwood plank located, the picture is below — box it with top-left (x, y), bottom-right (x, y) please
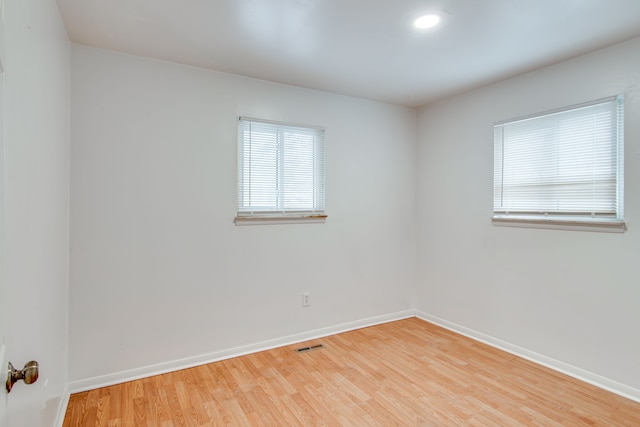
top-left (63, 318), bottom-right (640, 426)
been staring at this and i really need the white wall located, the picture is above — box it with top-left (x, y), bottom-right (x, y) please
top-left (68, 26), bottom-right (640, 405)
top-left (2, 0), bottom-right (70, 426)
top-left (416, 37), bottom-right (640, 392)
top-left (69, 45), bottom-right (417, 382)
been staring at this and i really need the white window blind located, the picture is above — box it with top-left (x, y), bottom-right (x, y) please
top-left (237, 117), bottom-right (325, 218)
top-left (493, 96), bottom-right (624, 228)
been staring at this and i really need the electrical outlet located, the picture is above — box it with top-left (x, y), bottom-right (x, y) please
top-left (302, 292), bottom-right (311, 307)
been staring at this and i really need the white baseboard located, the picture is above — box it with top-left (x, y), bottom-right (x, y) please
top-left (68, 309), bottom-right (415, 394)
top-left (415, 310), bottom-right (640, 403)
top-left (58, 307), bottom-right (640, 425)
top-left (53, 385), bottom-right (70, 427)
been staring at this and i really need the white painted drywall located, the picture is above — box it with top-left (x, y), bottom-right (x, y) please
top-left (69, 45), bottom-right (418, 382)
top-left (2, 0), bottom-right (70, 425)
top-left (416, 37), bottom-right (640, 391)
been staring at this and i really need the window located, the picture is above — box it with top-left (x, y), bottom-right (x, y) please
top-left (493, 95), bottom-right (625, 232)
top-left (236, 117), bottom-right (326, 225)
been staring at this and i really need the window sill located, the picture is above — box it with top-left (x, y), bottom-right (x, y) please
top-left (235, 214), bottom-right (327, 226)
top-left (492, 216), bottom-right (626, 233)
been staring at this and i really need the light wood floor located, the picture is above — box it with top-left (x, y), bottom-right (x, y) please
top-left (63, 318), bottom-right (640, 426)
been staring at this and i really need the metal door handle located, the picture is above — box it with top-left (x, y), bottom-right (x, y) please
top-left (6, 361), bottom-right (39, 393)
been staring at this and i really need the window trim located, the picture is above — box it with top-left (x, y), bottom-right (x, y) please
top-left (492, 95), bottom-right (625, 233)
top-left (234, 214), bottom-right (328, 226)
top-left (492, 215), bottom-right (626, 233)
top-left (235, 116), bottom-right (326, 225)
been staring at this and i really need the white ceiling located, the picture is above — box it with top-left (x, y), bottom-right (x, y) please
top-left (56, 0), bottom-right (640, 107)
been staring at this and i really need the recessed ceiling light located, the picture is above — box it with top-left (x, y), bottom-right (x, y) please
top-left (414, 14), bottom-right (441, 29)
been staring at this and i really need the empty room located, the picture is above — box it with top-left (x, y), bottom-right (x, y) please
top-left (2, 0), bottom-right (640, 426)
